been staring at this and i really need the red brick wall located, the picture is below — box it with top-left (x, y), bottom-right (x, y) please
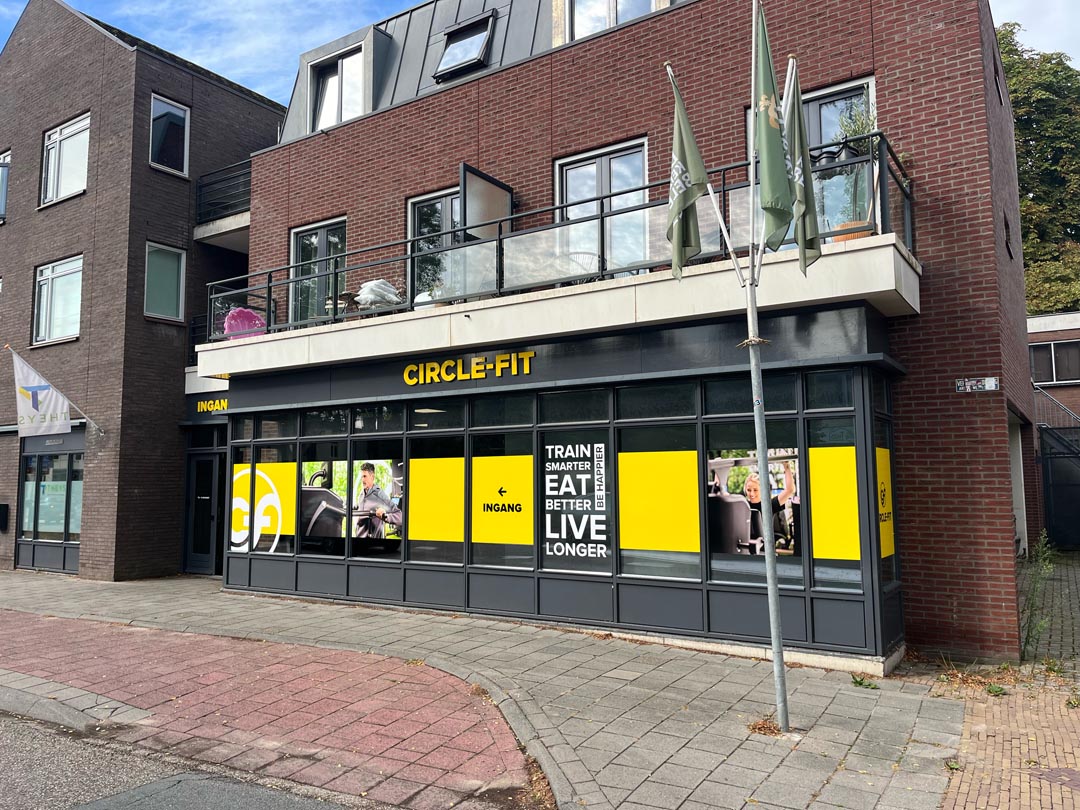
top-left (246, 0), bottom-right (1025, 657)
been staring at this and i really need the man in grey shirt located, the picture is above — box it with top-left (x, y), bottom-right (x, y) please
top-left (354, 462), bottom-right (403, 540)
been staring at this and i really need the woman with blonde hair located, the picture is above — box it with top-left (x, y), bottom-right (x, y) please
top-left (743, 461), bottom-right (795, 551)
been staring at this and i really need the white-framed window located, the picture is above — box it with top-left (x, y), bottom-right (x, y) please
top-left (0, 151), bottom-right (10, 222)
top-left (34, 256), bottom-right (82, 343)
top-left (1031, 341), bottom-right (1080, 384)
top-left (554, 139), bottom-right (648, 274)
top-left (149, 95), bottom-right (190, 176)
top-left (569, 0), bottom-right (660, 40)
top-left (311, 47), bottom-right (364, 131)
top-left (41, 114), bottom-right (90, 205)
top-left (145, 242), bottom-right (186, 321)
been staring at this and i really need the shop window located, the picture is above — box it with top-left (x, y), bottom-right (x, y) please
top-left (257, 413), bottom-right (297, 439)
top-left (291, 220), bottom-right (347, 326)
top-left (705, 374), bottom-right (797, 415)
top-left (229, 445), bottom-right (253, 552)
top-left (472, 394), bottom-right (534, 428)
top-left (233, 416), bottom-right (254, 441)
top-left (570, 0), bottom-right (659, 40)
top-left (407, 435), bottom-right (465, 564)
top-left (706, 420), bottom-right (801, 587)
top-left (871, 372), bottom-right (891, 415)
top-left (540, 429), bottom-right (612, 574)
top-left (471, 433), bottom-right (534, 568)
top-left (556, 141), bottom-right (647, 273)
top-left (311, 47), bottom-right (364, 131)
top-left (354, 404), bottom-right (404, 434)
top-left (350, 439), bottom-right (404, 560)
top-left (20, 453), bottom-right (83, 543)
top-left (434, 13), bottom-right (495, 83)
top-left (34, 256), bottom-right (82, 343)
top-left (149, 94), bottom-right (189, 175)
top-left (1031, 341), bottom-right (1080, 384)
top-left (302, 408), bottom-right (349, 436)
top-left (618, 425), bottom-right (700, 579)
top-left (249, 444), bottom-right (297, 554)
top-left (41, 113), bottom-right (90, 204)
top-left (805, 369), bottom-right (853, 410)
top-left (875, 419), bottom-right (897, 586)
top-left (144, 243), bottom-right (185, 321)
top-left (299, 441), bottom-right (348, 556)
top-left (616, 382), bottom-right (697, 420)
top-left (540, 389), bottom-right (608, 424)
top-left (408, 399), bottom-right (464, 431)
top-left (807, 417), bottom-right (861, 591)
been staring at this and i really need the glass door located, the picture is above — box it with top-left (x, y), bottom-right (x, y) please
top-left (291, 221), bottom-right (347, 325)
top-left (185, 453), bottom-right (223, 575)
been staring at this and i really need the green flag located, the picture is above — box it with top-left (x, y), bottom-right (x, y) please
top-left (754, 5), bottom-right (794, 251)
top-left (784, 60), bottom-right (821, 273)
top-left (665, 64), bottom-right (708, 280)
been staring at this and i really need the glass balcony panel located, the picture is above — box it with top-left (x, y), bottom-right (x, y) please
top-left (503, 220), bottom-right (599, 288)
top-left (412, 242), bottom-right (496, 305)
top-left (210, 290), bottom-right (271, 339)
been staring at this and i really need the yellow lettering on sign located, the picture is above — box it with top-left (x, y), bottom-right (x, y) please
top-left (472, 455), bottom-right (534, 546)
top-left (876, 447), bottom-right (895, 558)
top-left (196, 398), bottom-right (228, 413)
top-left (809, 446), bottom-right (861, 561)
top-left (618, 450), bottom-right (701, 552)
top-left (401, 351), bottom-right (537, 387)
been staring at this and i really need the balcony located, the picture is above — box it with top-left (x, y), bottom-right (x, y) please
top-left (193, 160), bottom-right (252, 252)
top-left (197, 133), bottom-right (919, 378)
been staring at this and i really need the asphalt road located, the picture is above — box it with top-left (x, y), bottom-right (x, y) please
top-left (0, 714), bottom-right (357, 810)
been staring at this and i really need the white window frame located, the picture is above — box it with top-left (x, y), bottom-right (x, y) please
top-left (309, 45), bottom-right (364, 133)
top-left (144, 242), bottom-right (186, 322)
top-left (34, 255), bottom-right (83, 344)
top-left (149, 94), bottom-right (190, 177)
top-left (41, 113), bottom-right (90, 206)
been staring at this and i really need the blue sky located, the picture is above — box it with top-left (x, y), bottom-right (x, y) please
top-left (0, 0), bottom-right (1075, 105)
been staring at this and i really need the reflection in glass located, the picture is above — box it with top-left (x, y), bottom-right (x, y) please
top-left (408, 399), bottom-right (465, 431)
top-left (617, 383), bottom-right (696, 420)
top-left (302, 408), bottom-right (349, 436)
top-left (572, 0), bottom-right (608, 39)
top-left (69, 454), bottom-right (83, 542)
top-left (706, 421), bottom-right (802, 587)
top-left (472, 395), bottom-right (534, 427)
top-left (805, 369), bottom-right (853, 410)
top-left (540, 389), bottom-right (608, 423)
top-left (36, 455), bottom-right (69, 541)
top-left (354, 404), bottom-right (404, 433)
top-left (21, 456), bottom-right (37, 536)
top-left (706, 375), bottom-right (797, 415)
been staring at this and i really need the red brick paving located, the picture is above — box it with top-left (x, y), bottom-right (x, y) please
top-left (0, 610), bottom-right (527, 806)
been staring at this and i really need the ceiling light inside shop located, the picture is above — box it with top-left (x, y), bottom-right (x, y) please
top-left (414, 408), bottom-right (446, 414)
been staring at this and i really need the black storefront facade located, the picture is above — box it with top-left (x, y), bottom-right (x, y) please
top-left (218, 305), bottom-right (903, 661)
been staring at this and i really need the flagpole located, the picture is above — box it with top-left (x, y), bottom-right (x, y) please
top-left (5, 344), bottom-right (105, 436)
top-left (745, 0), bottom-right (790, 733)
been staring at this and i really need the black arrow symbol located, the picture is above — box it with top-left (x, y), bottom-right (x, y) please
top-left (498, 487), bottom-right (506, 496)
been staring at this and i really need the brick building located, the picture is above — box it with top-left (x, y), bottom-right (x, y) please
top-left (0, 0), bottom-right (283, 578)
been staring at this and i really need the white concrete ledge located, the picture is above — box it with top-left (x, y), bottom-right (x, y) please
top-left (1028, 311), bottom-right (1080, 334)
top-left (197, 233), bottom-right (921, 379)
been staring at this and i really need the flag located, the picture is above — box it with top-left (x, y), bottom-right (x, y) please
top-left (783, 59), bottom-right (821, 273)
top-left (10, 349), bottom-right (72, 437)
top-left (754, 5), bottom-right (794, 251)
top-left (665, 64), bottom-right (708, 280)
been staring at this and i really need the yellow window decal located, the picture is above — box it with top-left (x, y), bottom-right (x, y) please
top-left (230, 462), bottom-right (297, 553)
top-left (876, 446), bottom-right (895, 558)
top-left (471, 455), bottom-right (534, 546)
top-left (408, 457), bottom-right (465, 542)
top-left (618, 450), bottom-right (701, 552)
top-left (809, 446), bottom-right (860, 561)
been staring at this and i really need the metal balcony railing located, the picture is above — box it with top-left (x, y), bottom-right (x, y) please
top-left (196, 159), bottom-right (251, 224)
top-left (204, 132), bottom-right (913, 342)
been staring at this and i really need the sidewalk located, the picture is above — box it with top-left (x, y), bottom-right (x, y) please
top-left (0, 571), bottom-right (959, 810)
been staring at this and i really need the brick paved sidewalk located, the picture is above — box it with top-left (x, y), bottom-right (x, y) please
top-left (0, 610), bottom-right (527, 809)
top-left (0, 571), bottom-right (962, 810)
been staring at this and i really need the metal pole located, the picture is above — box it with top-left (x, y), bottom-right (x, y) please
top-left (746, 0), bottom-right (790, 733)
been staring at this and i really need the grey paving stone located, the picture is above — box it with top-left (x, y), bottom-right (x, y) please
top-left (685, 779), bottom-right (747, 810)
top-left (596, 763), bottom-right (648, 790)
top-left (751, 780), bottom-right (822, 808)
top-left (709, 763), bottom-right (769, 789)
top-left (814, 782), bottom-right (882, 810)
top-left (650, 762), bottom-right (709, 789)
top-left (879, 786), bottom-right (945, 810)
top-left (623, 778), bottom-right (694, 808)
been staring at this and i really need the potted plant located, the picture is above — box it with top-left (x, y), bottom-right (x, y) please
top-left (823, 100), bottom-right (878, 242)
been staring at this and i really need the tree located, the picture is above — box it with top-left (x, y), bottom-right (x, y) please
top-left (996, 23), bottom-right (1080, 313)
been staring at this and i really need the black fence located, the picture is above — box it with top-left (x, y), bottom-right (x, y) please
top-left (196, 160), bottom-right (251, 224)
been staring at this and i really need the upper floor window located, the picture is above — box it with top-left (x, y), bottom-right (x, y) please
top-left (0, 151), bottom-right (9, 223)
top-left (312, 48), bottom-right (364, 131)
top-left (291, 220), bottom-right (347, 324)
top-left (571, 0), bottom-right (659, 40)
top-left (434, 13), bottom-right (496, 83)
top-left (34, 256), bottom-right (83, 343)
top-left (145, 242), bottom-right (186, 321)
top-left (41, 114), bottom-right (90, 205)
top-left (150, 95), bottom-right (189, 176)
top-left (1032, 341), bottom-right (1080, 384)
top-left (410, 189), bottom-right (461, 303)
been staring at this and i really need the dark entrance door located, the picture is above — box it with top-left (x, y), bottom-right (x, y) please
top-left (186, 453), bottom-right (225, 574)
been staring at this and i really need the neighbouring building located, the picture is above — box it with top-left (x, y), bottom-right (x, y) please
top-left (0, 0), bottom-right (284, 579)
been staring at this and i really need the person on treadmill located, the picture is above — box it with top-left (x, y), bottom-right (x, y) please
top-left (743, 461), bottom-right (795, 551)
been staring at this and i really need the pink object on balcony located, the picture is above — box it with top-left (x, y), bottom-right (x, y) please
top-left (223, 307), bottom-right (266, 339)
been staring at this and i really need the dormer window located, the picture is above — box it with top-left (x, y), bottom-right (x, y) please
top-left (311, 47), bottom-right (364, 131)
top-left (434, 12), bottom-right (495, 83)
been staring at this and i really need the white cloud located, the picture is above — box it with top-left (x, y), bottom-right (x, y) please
top-left (989, 0), bottom-right (1078, 65)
